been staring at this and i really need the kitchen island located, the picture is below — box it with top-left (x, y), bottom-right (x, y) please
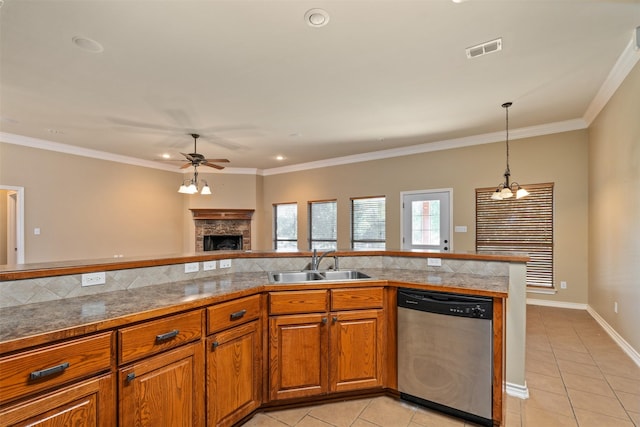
top-left (0, 250), bottom-right (527, 426)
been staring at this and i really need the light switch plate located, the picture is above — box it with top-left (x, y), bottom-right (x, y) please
top-left (454, 225), bottom-right (467, 233)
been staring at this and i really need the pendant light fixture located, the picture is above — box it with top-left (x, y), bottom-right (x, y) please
top-left (491, 102), bottom-right (529, 201)
top-left (178, 166), bottom-right (212, 195)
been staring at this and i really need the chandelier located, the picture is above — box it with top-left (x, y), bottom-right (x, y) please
top-left (178, 166), bottom-right (211, 195)
top-left (491, 102), bottom-right (529, 200)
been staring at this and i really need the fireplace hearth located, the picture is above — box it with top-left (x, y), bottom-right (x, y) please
top-left (191, 209), bottom-right (254, 252)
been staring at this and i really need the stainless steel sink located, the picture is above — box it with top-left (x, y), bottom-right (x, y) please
top-left (267, 270), bottom-right (371, 284)
top-left (268, 271), bottom-right (325, 283)
top-left (319, 270), bottom-right (371, 280)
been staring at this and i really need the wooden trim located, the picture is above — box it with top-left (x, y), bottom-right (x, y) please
top-left (190, 209), bottom-right (255, 220)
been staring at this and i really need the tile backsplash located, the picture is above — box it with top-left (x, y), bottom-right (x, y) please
top-left (0, 256), bottom-right (508, 308)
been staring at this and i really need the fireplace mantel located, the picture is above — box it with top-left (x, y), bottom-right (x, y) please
top-left (190, 209), bottom-right (254, 220)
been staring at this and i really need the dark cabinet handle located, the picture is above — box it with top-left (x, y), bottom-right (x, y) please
top-left (156, 329), bottom-right (179, 342)
top-left (126, 372), bottom-right (136, 383)
top-left (29, 362), bottom-right (70, 380)
top-left (332, 316), bottom-right (338, 323)
top-left (230, 309), bottom-right (247, 320)
top-left (322, 317), bottom-right (328, 324)
top-left (212, 341), bottom-right (220, 350)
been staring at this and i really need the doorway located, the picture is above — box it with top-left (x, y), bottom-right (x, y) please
top-left (2, 185), bottom-right (24, 264)
top-left (401, 189), bottom-right (452, 252)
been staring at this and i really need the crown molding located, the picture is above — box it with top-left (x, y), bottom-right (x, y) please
top-left (260, 118), bottom-right (587, 176)
top-left (583, 35), bottom-right (640, 125)
top-left (0, 132), bottom-right (256, 175)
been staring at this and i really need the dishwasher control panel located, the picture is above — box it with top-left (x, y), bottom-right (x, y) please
top-left (397, 289), bottom-right (493, 319)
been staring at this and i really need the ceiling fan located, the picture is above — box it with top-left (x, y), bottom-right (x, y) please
top-left (168, 133), bottom-right (230, 170)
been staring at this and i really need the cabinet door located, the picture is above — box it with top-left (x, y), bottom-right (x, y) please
top-left (119, 341), bottom-right (204, 427)
top-left (269, 313), bottom-right (328, 401)
top-left (207, 320), bottom-right (261, 427)
top-left (330, 309), bottom-right (384, 393)
top-left (0, 374), bottom-right (114, 427)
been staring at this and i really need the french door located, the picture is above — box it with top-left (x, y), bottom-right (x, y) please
top-left (401, 190), bottom-right (452, 251)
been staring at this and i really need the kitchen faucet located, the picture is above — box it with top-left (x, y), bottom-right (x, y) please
top-left (309, 249), bottom-right (336, 271)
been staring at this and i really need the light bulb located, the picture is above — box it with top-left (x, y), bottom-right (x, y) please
top-left (516, 187), bottom-right (529, 199)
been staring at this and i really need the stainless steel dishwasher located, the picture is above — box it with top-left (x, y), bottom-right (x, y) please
top-left (397, 288), bottom-right (494, 427)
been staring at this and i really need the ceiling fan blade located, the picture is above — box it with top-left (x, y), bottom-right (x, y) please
top-left (179, 163), bottom-right (192, 169)
top-left (202, 162), bottom-right (226, 170)
top-left (204, 158), bottom-right (230, 163)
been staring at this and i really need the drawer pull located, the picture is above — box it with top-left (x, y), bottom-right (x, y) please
top-left (212, 341), bottom-right (220, 350)
top-left (126, 373), bottom-right (136, 383)
top-left (230, 309), bottom-right (247, 320)
top-left (156, 329), bottom-right (180, 342)
top-left (29, 362), bottom-right (70, 380)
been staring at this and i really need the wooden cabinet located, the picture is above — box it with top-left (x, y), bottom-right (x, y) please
top-left (119, 340), bottom-right (204, 427)
top-left (268, 287), bottom-right (385, 401)
top-left (0, 332), bottom-right (114, 427)
top-left (0, 374), bottom-right (114, 426)
top-left (330, 309), bottom-right (384, 392)
top-left (206, 295), bottom-right (262, 427)
top-left (118, 310), bottom-right (204, 427)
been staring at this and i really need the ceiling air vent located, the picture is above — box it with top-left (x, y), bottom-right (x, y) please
top-left (466, 38), bottom-right (502, 59)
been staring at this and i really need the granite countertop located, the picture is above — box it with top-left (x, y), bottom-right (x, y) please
top-left (0, 269), bottom-right (508, 354)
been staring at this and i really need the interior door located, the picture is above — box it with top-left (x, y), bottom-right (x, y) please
top-left (401, 190), bottom-right (451, 251)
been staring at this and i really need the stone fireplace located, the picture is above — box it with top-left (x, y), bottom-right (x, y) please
top-left (191, 209), bottom-right (254, 252)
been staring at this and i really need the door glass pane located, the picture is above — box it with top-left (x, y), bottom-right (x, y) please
top-left (411, 200), bottom-right (440, 245)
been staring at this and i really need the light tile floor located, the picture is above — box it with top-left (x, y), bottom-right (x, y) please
top-left (242, 306), bottom-right (639, 427)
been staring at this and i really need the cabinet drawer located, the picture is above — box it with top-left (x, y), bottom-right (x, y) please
top-left (331, 287), bottom-right (384, 311)
top-left (0, 332), bottom-right (112, 405)
top-left (118, 310), bottom-right (202, 365)
top-left (269, 290), bottom-right (328, 315)
top-left (207, 294), bottom-right (261, 334)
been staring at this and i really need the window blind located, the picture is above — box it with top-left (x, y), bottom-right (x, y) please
top-left (273, 203), bottom-right (297, 249)
top-left (309, 200), bottom-right (337, 250)
top-left (476, 183), bottom-right (554, 288)
top-left (351, 196), bottom-right (386, 249)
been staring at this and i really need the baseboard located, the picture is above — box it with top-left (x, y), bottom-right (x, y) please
top-left (526, 298), bottom-right (588, 310)
top-left (505, 382), bottom-right (529, 399)
top-left (586, 306), bottom-right (640, 367)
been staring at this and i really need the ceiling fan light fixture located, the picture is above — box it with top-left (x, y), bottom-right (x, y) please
top-left (200, 183), bottom-right (212, 195)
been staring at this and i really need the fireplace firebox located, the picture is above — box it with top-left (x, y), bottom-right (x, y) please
top-left (204, 235), bottom-right (243, 251)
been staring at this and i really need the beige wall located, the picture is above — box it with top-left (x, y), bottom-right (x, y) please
top-left (0, 143), bottom-right (260, 263)
top-left (0, 143), bottom-right (185, 262)
top-left (0, 190), bottom-right (7, 264)
top-left (260, 130), bottom-right (589, 304)
top-left (588, 61), bottom-right (640, 352)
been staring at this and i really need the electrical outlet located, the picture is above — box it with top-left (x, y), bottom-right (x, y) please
top-left (203, 261), bottom-right (217, 271)
top-left (184, 262), bottom-right (199, 273)
top-left (614, 302), bottom-right (618, 313)
top-left (427, 258), bottom-right (442, 267)
top-left (219, 259), bottom-right (232, 269)
top-left (560, 281), bottom-right (567, 289)
top-left (82, 272), bottom-right (106, 287)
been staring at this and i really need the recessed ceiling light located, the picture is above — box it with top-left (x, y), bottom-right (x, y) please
top-left (276, 155), bottom-right (285, 161)
top-left (162, 153), bottom-right (171, 159)
top-left (72, 36), bottom-right (104, 53)
top-left (304, 9), bottom-right (330, 28)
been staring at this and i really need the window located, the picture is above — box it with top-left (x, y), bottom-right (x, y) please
top-left (273, 203), bottom-right (297, 249)
top-left (351, 196), bottom-right (386, 249)
top-left (309, 200), bottom-right (337, 250)
top-left (476, 183), bottom-right (554, 288)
